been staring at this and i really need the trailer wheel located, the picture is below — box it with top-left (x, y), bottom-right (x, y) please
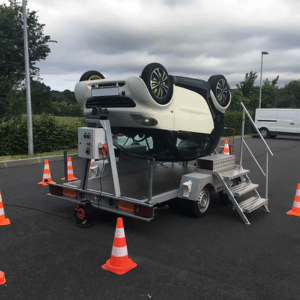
top-left (189, 186), bottom-right (211, 217)
top-left (218, 178), bottom-right (241, 205)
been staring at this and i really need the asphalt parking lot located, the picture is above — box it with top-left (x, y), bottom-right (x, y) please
top-left (1, 136), bottom-right (300, 299)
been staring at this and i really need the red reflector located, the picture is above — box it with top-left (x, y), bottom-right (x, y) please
top-left (49, 185), bottom-right (62, 196)
top-left (87, 142), bottom-right (90, 145)
top-left (134, 205), bottom-right (152, 218)
top-left (62, 187), bottom-right (77, 198)
top-left (118, 201), bottom-right (134, 212)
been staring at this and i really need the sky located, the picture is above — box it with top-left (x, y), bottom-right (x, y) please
top-left (3, 0), bottom-right (300, 91)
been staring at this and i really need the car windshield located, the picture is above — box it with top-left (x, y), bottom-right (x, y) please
top-left (113, 129), bottom-right (217, 162)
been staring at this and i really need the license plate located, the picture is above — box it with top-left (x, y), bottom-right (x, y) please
top-left (85, 193), bottom-right (109, 206)
top-left (92, 87), bottom-right (119, 97)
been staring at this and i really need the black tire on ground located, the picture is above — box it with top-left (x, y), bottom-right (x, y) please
top-left (260, 128), bottom-right (269, 139)
top-left (75, 203), bottom-right (94, 223)
top-left (141, 63), bottom-right (173, 105)
top-left (79, 70), bottom-right (105, 82)
top-left (208, 75), bottom-right (231, 108)
top-left (188, 186), bottom-right (212, 217)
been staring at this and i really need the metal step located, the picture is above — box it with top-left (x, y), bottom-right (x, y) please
top-left (196, 154), bottom-right (236, 172)
top-left (220, 167), bottom-right (250, 181)
top-left (236, 196), bottom-right (268, 213)
top-left (230, 181), bottom-right (259, 196)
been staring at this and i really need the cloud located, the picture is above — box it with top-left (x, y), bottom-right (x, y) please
top-left (3, 0), bottom-right (300, 90)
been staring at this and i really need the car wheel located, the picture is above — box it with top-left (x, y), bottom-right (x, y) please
top-left (208, 75), bottom-right (231, 111)
top-left (260, 128), bottom-right (269, 139)
top-left (79, 70), bottom-right (105, 82)
top-left (189, 186), bottom-right (211, 217)
top-left (141, 63), bottom-right (173, 105)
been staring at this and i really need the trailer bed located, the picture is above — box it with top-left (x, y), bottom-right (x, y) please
top-left (66, 162), bottom-right (194, 200)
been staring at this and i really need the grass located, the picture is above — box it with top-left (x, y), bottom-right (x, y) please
top-left (0, 148), bottom-right (78, 162)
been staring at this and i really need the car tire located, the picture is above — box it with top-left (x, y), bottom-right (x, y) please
top-left (208, 75), bottom-right (231, 112)
top-left (79, 70), bottom-right (105, 82)
top-left (260, 128), bottom-right (269, 139)
top-left (141, 63), bottom-right (173, 105)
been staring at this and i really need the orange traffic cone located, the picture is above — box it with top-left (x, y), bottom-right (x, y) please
top-left (0, 271), bottom-right (6, 285)
top-left (38, 159), bottom-right (56, 186)
top-left (287, 183), bottom-right (300, 217)
top-left (0, 190), bottom-right (10, 226)
top-left (223, 139), bottom-right (230, 155)
top-left (102, 218), bottom-right (137, 275)
top-left (61, 157), bottom-right (78, 181)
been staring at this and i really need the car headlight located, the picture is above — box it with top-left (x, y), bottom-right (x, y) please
top-left (130, 114), bottom-right (158, 126)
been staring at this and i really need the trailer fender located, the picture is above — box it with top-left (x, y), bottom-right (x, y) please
top-left (178, 172), bottom-right (214, 201)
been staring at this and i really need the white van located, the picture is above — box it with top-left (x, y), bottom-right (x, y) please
top-left (253, 108), bottom-right (300, 138)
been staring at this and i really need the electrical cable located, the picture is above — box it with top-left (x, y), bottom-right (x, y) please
top-left (4, 203), bottom-right (75, 220)
top-left (98, 158), bottom-right (106, 209)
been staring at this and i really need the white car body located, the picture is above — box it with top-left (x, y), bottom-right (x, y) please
top-left (75, 76), bottom-right (215, 134)
top-left (75, 63), bottom-right (231, 162)
top-left (254, 108), bottom-right (300, 138)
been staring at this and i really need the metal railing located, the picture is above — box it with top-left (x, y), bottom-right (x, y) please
top-left (239, 102), bottom-right (273, 201)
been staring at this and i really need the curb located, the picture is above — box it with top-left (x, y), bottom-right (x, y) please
top-left (0, 154), bottom-right (78, 169)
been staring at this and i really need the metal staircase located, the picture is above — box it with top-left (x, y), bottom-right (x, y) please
top-left (214, 155), bottom-right (269, 225)
top-left (208, 102), bottom-right (273, 224)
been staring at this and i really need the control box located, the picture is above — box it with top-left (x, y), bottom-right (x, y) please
top-left (78, 127), bottom-right (106, 159)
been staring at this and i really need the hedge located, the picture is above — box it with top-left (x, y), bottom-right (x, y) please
top-left (224, 111), bottom-right (252, 136)
top-left (0, 111), bottom-right (253, 156)
top-left (0, 114), bottom-right (85, 156)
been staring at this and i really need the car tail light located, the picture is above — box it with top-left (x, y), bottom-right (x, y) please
top-left (134, 205), bottom-right (152, 218)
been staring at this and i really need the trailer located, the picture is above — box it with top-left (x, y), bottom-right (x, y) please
top-left (48, 105), bottom-right (273, 225)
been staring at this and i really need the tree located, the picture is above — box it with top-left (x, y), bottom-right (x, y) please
top-left (0, 0), bottom-right (56, 83)
top-left (277, 80), bottom-right (300, 108)
top-left (260, 77), bottom-right (279, 108)
top-left (0, 0), bottom-right (56, 122)
top-left (29, 80), bottom-right (53, 114)
top-left (0, 76), bottom-right (25, 122)
top-left (236, 71), bottom-right (258, 97)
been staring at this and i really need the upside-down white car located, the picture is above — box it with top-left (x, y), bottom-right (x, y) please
top-left (75, 63), bottom-right (231, 162)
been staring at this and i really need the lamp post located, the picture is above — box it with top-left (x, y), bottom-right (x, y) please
top-left (22, 0), bottom-right (34, 155)
top-left (259, 51), bottom-right (269, 109)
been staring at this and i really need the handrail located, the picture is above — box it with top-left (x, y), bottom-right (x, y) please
top-left (242, 139), bottom-right (265, 176)
top-left (240, 102), bottom-right (273, 156)
top-left (239, 102), bottom-right (273, 202)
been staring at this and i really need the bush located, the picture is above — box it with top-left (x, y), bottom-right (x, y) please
top-left (0, 114), bottom-right (85, 156)
top-left (224, 111), bottom-right (252, 136)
